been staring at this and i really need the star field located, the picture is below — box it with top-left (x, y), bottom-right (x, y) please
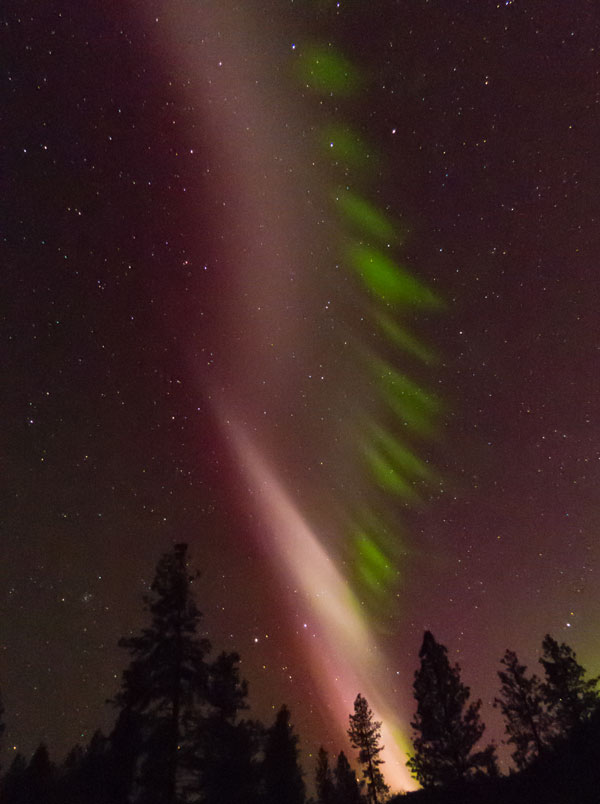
top-left (3, 0), bottom-right (600, 791)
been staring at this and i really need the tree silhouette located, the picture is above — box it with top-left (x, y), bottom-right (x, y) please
top-left (494, 649), bottom-right (552, 769)
top-left (315, 747), bottom-right (335, 804)
top-left (49, 736), bottom-right (120, 804)
top-left (206, 651), bottom-right (249, 720)
top-left (333, 751), bottom-right (365, 804)
top-left (57, 743), bottom-right (85, 804)
top-left (192, 651), bottom-right (259, 804)
top-left (1, 753), bottom-right (28, 804)
top-left (107, 707), bottom-right (145, 804)
top-left (540, 634), bottom-right (600, 738)
top-left (112, 542), bottom-right (211, 804)
top-left (407, 631), bottom-right (496, 788)
top-left (19, 743), bottom-right (56, 804)
top-left (57, 740), bottom-right (114, 804)
top-left (262, 704), bottom-right (305, 804)
top-left (82, 731), bottom-right (112, 802)
top-left (347, 693), bottom-right (388, 804)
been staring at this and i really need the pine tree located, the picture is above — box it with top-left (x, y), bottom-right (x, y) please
top-left (333, 751), bottom-right (364, 804)
top-left (107, 707), bottom-right (145, 804)
top-left (347, 694), bottom-right (388, 804)
top-left (83, 731), bottom-right (111, 796)
top-left (407, 631), bottom-right (496, 788)
top-left (56, 731), bottom-right (114, 804)
top-left (56, 744), bottom-right (85, 804)
top-left (1, 753), bottom-right (28, 804)
top-left (193, 651), bottom-right (259, 804)
top-left (315, 747), bottom-right (335, 804)
top-left (494, 649), bottom-right (552, 769)
top-left (25, 743), bottom-right (55, 804)
top-left (540, 634), bottom-right (600, 737)
top-left (262, 705), bottom-right (305, 804)
top-left (113, 542), bottom-right (211, 804)
top-left (206, 651), bottom-right (248, 718)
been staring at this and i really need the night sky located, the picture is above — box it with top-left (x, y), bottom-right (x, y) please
top-left (3, 0), bottom-right (600, 793)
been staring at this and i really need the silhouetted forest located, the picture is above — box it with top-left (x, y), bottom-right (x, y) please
top-left (1, 544), bottom-right (599, 803)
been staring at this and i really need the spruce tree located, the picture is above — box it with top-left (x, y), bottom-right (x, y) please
top-left (333, 751), bottom-right (364, 804)
top-left (539, 634), bottom-right (600, 737)
top-left (494, 649), bottom-right (552, 769)
top-left (107, 707), bottom-right (145, 804)
top-left (82, 731), bottom-right (111, 799)
top-left (55, 731), bottom-right (115, 804)
top-left (206, 651), bottom-right (248, 717)
top-left (25, 743), bottom-right (55, 804)
top-left (407, 631), bottom-right (496, 788)
top-left (1, 753), bottom-right (28, 803)
top-left (262, 705), bottom-right (305, 804)
top-left (56, 744), bottom-right (86, 804)
top-left (347, 694), bottom-right (388, 804)
top-left (315, 747), bottom-right (335, 804)
top-left (113, 542), bottom-right (211, 804)
top-left (194, 651), bottom-right (259, 804)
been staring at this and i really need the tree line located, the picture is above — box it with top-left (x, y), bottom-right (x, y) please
top-left (0, 544), bottom-right (306, 804)
top-left (0, 543), bottom-right (598, 803)
top-left (395, 628), bottom-right (600, 803)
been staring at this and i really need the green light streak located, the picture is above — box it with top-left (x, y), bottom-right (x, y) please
top-left (376, 362), bottom-right (440, 438)
top-left (321, 124), bottom-right (374, 170)
top-left (296, 45), bottom-right (360, 96)
top-left (364, 444), bottom-right (421, 500)
top-left (376, 311), bottom-right (438, 365)
top-left (389, 722), bottom-right (414, 758)
top-left (292, 32), bottom-right (443, 632)
top-left (335, 189), bottom-right (396, 242)
top-left (353, 506), bottom-right (407, 555)
top-left (361, 419), bottom-right (435, 501)
top-left (368, 421), bottom-right (432, 481)
top-left (353, 531), bottom-right (395, 589)
top-left (348, 243), bottom-right (441, 307)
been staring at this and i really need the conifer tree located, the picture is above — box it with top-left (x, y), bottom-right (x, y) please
top-left (56, 744), bottom-right (86, 804)
top-left (207, 651), bottom-right (249, 720)
top-left (333, 751), bottom-right (364, 804)
top-left (347, 694), bottom-right (388, 804)
top-left (315, 747), bottom-right (335, 804)
top-left (107, 707), bottom-right (145, 804)
top-left (494, 649), bottom-right (552, 769)
top-left (1, 753), bottom-right (28, 803)
top-left (85, 730), bottom-right (120, 804)
top-left (83, 731), bottom-right (110, 794)
top-left (262, 705), bottom-right (305, 804)
top-left (407, 631), bottom-right (496, 788)
top-left (539, 634), bottom-right (600, 737)
top-left (113, 542), bottom-right (211, 804)
top-left (56, 731), bottom-right (116, 804)
top-left (193, 651), bottom-right (259, 804)
top-left (26, 743), bottom-right (55, 804)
